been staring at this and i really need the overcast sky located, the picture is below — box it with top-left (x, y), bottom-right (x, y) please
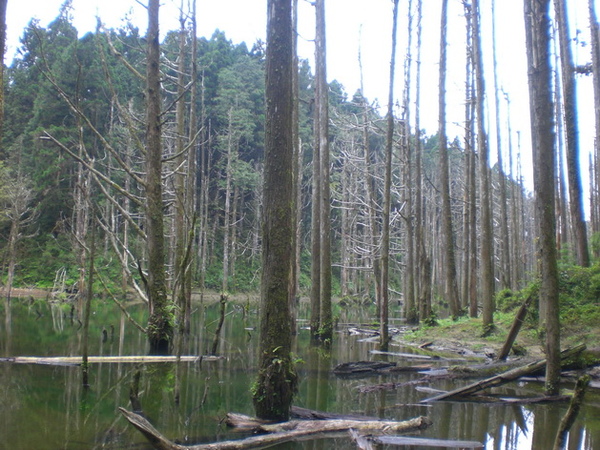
top-left (5, 0), bottom-right (599, 197)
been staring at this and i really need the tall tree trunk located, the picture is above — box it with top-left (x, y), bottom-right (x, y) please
top-left (473, 0), bottom-right (495, 330)
top-left (315, 0), bottom-right (332, 344)
top-left (222, 109), bottom-right (235, 293)
top-left (253, 0), bottom-right (297, 421)
top-left (290, 0), bottom-right (300, 329)
top-left (173, 9), bottom-right (190, 333)
top-left (524, 0), bottom-right (561, 396)
top-left (438, 0), bottom-right (461, 318)
top-left (491, 0), bottom-right (511, 289)
top-left (358, 47), bottom-right (381, 317)
top-left (554, 0), bottom-right (590, 267)
top-left (589, 0), bottom-right (600, 242)
top-left (146, 0), bottom-right (173, 354)
top-left (182, 0), bottom-right (198, 333)
top-left (379, 0), bottom-right (399, 351)
top-left (403, 0), bottom-right (417, 325)
top-left (462, 1), bottom-right (477, 317)
top-left (0, 0), bottom-right (6, 157)
top-left (414, 0), bottom-right (431, 322)
top-left (309, 63), bottom-right (322, 342)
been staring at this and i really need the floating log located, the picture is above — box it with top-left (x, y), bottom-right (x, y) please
top-left (119, 408), bottom-right (432, 450)
top-left (374, 435), bottom-right (483, 448)
top-left (333, 361), bottom-right (396, 376)
top-left (370, 350), bottom-right (436, 360)
top-left (421, 344), bottom-right (586, 403)
top-left (0, 355), bottom-right (223, 366)
top-left (290, 406), bottom-right (379, 421)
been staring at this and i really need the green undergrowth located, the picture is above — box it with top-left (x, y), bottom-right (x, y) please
top-left (400, 262), bottom-right (600, 358)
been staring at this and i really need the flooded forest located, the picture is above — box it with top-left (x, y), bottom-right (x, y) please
top-left (2, 0), bottom-right (600, 448)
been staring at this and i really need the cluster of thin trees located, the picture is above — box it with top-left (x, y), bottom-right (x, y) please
top-left (1, 0), bottom-right (600, 417)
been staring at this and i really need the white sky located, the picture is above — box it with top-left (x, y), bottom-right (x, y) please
top-left (5, 0), bottom-right (600, 200)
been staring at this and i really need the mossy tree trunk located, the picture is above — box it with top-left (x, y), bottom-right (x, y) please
top-left (145, 0), bottom-right (173, 354)
top-left (253, 0), bottom-right (297, 421)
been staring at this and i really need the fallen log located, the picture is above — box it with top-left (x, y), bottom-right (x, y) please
top-left (374, 435), bottom-right (483, 448)
top-left (496, 293), bottom-right (534, 361)
top-left (119, 408), bottom-right (432, 450)
top-left (421, 344), bottom-right (586, 403)
top-left (290, 406), bottom-right (379, 421)
top-left (0, 355), bottom-right (223, 366)
top-left (333, 360), bottom-right (396, 376)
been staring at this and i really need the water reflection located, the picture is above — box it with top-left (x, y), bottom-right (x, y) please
top-left (0, 298), bottom-right (599, 449)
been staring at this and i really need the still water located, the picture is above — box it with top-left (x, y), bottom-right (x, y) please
top-left (1, 296), bottom-right (599, 449)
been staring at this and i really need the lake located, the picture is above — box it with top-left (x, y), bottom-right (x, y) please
top-left (1, 295), bottom-right (599, 449)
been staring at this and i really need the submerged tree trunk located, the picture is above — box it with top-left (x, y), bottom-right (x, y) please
top-left (253, 0), bottom-right (297, 421)
top-left (146, 0), bottom-right (173, 354)
top-left (524, 0), bottom-right (561, 396)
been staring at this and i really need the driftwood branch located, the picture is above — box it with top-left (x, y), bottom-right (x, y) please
top-left (119, 408), bottom-right (432, 450)
top-left (421, 344), bottom-right (586, 403)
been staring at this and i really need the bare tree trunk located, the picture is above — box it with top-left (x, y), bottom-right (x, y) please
top-left (414, 0), bottom-right (430, 322)
top-left (182, 0), bottom-right (198, 333)
top-left (462, 2), bottom-right (477, 317)
top-left (146, 0), bottom-right (173, 354)
top-left (173, 9), bottom-right (191, 333)
top-left (402, 0), bottom-right (417, 325)
top-left (315, 0), bottom-right (332, 344)
top-left (379, 0), bottom-right (399, 351)
top-left (491, 0), bottom-right (511, 289)
top-left (290, 0), bottom-right (300, 326)
top-left (438, 0), bottom-right (461, 318)
top-left (253, 0), bottom-right (297, 421)
top-left (222, 109), bottom-right (234, 293)
top-left (589, 0), bottom-right (600, 243)
top-left (0, 0), bottom-right (6, 156)
top-left (554, 0), bottom-right (590, 267)
top-left (472, 0), bottom-right (495, 330)
top-left (524, 0), bottom-right (561, 396)
top-left (310, 67), bottom-right (322, 342)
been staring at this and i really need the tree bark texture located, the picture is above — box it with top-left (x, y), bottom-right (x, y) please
top-left (253, 0), bottom-right (297, 421)
top-left (589, 0), bottom-right (600, 240)
top-left (145, 0), bottom-right (173, 354)
top-left (438, 0), bottom-right (461, 318)
top-left (315, 0), bottom-right (332, 344)
top-left (554, 0), bottom-right (589, 267)
top-left (472, 0), bottom-right (495, 329)
top-left (524, 0), bottom-right (561, 396)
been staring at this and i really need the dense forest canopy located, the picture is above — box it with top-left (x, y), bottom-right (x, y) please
top-left (0, 0), bottom-right (599, 332)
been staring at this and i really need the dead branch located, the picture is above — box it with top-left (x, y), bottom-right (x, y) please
top-left (119, 407), bottom-right (432, 450)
